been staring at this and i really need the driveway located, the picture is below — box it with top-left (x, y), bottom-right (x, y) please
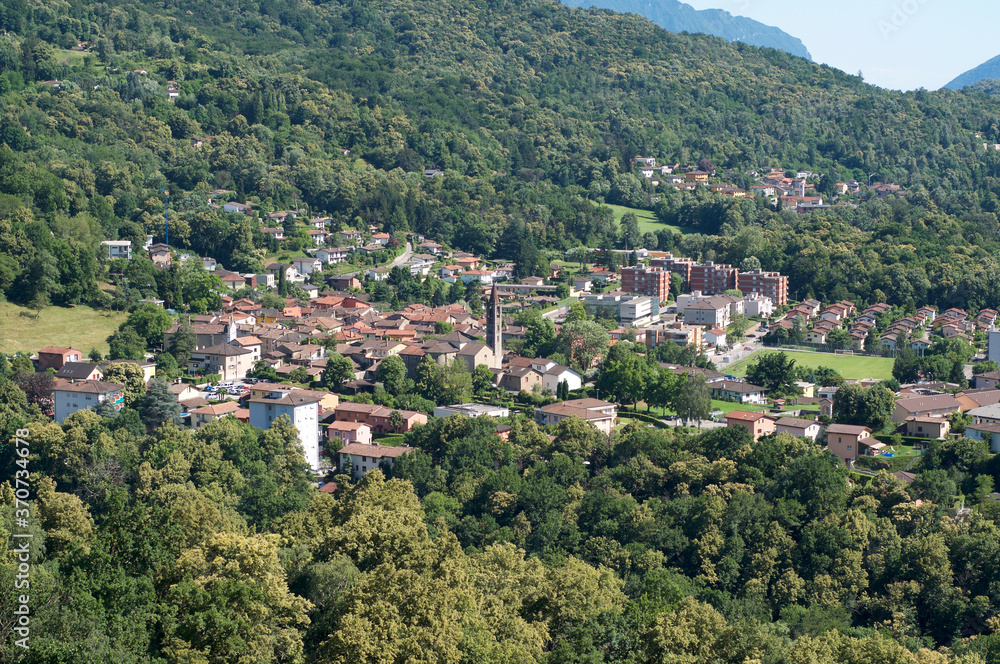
top-left (343, 241), bottom-right (412, 278)
top-left (389, 241), bottom-right (413, 268)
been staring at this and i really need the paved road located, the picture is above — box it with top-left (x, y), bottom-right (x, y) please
top-left (343, 241), bottom-right (412, 278)
top-left (712, 339), bottom-right (762, 371)
top-left (389, 241), bottom-right (413, 268)
top-left (543, 305), bottom-right (568, 321)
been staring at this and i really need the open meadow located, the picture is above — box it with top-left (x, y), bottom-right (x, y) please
top-left (728, 349), bottom-right (895, 381)
top-left (0, 302), bottom-right (128, 356)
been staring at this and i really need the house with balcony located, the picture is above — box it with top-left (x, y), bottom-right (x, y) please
top-left (53, 380), bottom-right (124, 423)
top-left (535, 398), bottom-right (617, 435)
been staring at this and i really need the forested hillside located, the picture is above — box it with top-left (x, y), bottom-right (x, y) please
top-left (9, 1), bottom-right (1000, 662)
top-left (4, 364), bottom-right (1000, 663)
top-left (3, 0), bottom-right (1000, 311)
top-left (560, 0), bottom-right (812, 59)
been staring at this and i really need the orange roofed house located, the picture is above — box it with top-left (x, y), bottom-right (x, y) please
top-left (534, 398), bottom-right (617, 435)
top-left (337, 440), bottom-right (413, 481)
top-left (37, 347), bottom-right (84, 371)
top-left (825, 424), bottom-right (876, 465)
top-left (724, 411), bottom-right (776, 441)
top-left (332, 402), bottom-right (428, 434)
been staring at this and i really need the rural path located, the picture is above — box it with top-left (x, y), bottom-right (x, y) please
top-left (389, 241), bottom-right (413, 268)
top-left (344, 242), bottom-right (412, 278)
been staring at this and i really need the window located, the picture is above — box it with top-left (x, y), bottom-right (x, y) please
top-left (847, 445), bottom-right (852, 450)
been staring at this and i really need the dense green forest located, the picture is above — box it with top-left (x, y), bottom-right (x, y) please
top-left (3, 354), bottom-right (1000, 663)
top-left (9, 2), bottom-right (1000, 660)
top-left (3, 0), bottom-right (1000, 310)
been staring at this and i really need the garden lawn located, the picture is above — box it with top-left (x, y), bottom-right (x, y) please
top-left (602, 204), bottom-right (693, 235)
top-left (373, 433), bottom-right (406, 446)
top-left (727, 350), bottom-right (895, 381)
top-left (0, 302), bottom-right (128, 356)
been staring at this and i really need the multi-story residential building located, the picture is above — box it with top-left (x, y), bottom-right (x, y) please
top-left (737, 269), bottom-right (788, 305)
top-left (53, 380), bottom-right (124, 423)
top-left (825, 424), bottom-right (875, 465)
top-left (248, 387), bottom-right (324, 470)
top-left (187, 343), bottom-right (254, 381)
top-left (621, 266), bottom-right (671, 302)
top-left (688, 261), bottom-right (738, 295)
top-left (189, 401), bottom-right (241, 429)
top-left (683, 296), bottom-right (740, 327)
top-left (645, 322), bottom-right (703, 349)
top-left (725, 411), bottom-right (776, 441)
top-left (327, 421), bottom-right (372, 447)
top-left (332, 403), bottom-right (428, 434)
top-left (100, 240), bottom-right (132, 260)
top-left (650, 253), bottom-right (696, 287)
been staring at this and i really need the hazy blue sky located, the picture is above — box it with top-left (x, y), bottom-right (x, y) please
top-left (680, 0), bottom-right (1000, 91)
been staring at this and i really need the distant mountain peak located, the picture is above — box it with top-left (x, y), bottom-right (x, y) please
top-left (944, 53), bottom-right (1000, 90)
top-left (560, 0), bottom-right (811, 60)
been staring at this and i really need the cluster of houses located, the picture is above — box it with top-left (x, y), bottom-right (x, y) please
top-left (630, 158), bottom-right (901, 211)
top-left (35, 284), bottom-right (619, 479)
top-left (770, 300), bottom-right (986, 352)
top-left (717, 373), bottom-right (1000, 471)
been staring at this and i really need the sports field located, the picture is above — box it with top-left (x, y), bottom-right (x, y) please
top-left (728, 350), bottom-right (895, 381)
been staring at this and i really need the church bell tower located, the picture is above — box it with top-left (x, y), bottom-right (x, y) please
top-left (486, 286), bottom-right (502, 368)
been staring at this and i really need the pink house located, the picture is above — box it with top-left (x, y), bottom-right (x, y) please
top-left (327, 420), bottom-right (372, 446)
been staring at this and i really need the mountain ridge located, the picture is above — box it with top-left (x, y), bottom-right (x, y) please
top-left (945, 53), bottom-right (1000, 90)
top-left (560, 0), bottom-right (811, 60)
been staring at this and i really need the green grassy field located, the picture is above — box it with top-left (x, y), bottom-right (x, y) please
top-left (728, 350), bottom-right (895, 381)
top-left (602, 203), bottom-right (693, 236)
top-left (53, 49), bottom-right (88, 67)
top-left (0, 302), bottom-right (128, 356)
top-left (636, 399), bottom-right (802, 418)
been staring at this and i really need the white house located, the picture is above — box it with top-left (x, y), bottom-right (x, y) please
top-left (187, 343), bottom-right (254, 381)
top-left (223, 201), bottom-right (251, 214)
top-left (703, 328), bottom-right (727, 348)
top-left (248, 388), bottom-right (324, 470)
top-left (53, 380), bottom-right (124, 423)
top-left (535, 398), bottom-right (617, 435)
top-left (292, 256), bottom-right (323, 275)
top-left (100, 240), bottom-right (132, 260)
top-left (316, 247), bottom-right (350, 264)
top-left (775, 417), bottom-right (822, 442)
top-left (542, 365), bottom-right (583, 393)
top-left (337, 441), bottom-right (412, 481)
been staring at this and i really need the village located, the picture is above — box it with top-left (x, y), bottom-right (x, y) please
top-left (32, 168), bottom-right (998, 492)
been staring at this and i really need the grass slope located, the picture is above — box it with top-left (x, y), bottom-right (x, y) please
top-left (0, 302), bottom-right (128, 356)
top-left (602, 204), bottom-right (693, 236)
top-left (728, 350), bottom-right (895, 381)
